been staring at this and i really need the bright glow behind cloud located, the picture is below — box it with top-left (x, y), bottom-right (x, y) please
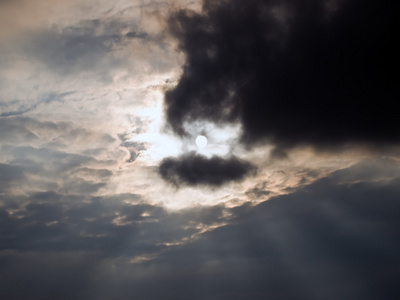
top-left (0, 0), bottom-right (388, 211)
top-left (1, 2), bottom-right (399, 299)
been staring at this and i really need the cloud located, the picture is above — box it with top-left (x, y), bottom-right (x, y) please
top-left (1, 1), bottom-right (399, 298)
top-left (0, 187), bottom-right (230, 256)
top-left (29, 28), bottom-right (119, 79)
top-left (164, 0), bottom-right (399, 151)
top-left (0, 0), bottom-right (183, 120)
top-left (118, 158), bottom-right (400, 299)
top-left (0, 115), bottom-right (123, 196)
top-left (0, 163), bottom-right (25, 193)
top-left (159, 153), bottom-right (256, 186)
top-left (2, 158), bottom-right (400, 299)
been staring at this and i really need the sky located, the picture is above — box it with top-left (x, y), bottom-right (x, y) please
top-left (0, 0), bottom-right (400, 299)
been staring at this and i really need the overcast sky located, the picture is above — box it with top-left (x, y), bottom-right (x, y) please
top-left (1, 0), bottom-right (400, 299)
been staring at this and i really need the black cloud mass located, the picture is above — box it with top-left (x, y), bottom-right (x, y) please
top-left (165, 0), bottom-right (399, 149)
top-left (159, 153), bottom-right (255, 186)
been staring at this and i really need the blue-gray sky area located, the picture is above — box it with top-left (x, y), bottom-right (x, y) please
top-left (1, 0), bottom-right (400, 299)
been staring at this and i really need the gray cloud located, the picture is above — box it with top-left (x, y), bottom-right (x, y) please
top-left (0, 189), bottom-right (228, 255)
top-left (120, 140), bottom-right (149, 162)
top-left (0, 116), bottom-right (115, 149)
top-left (2, 158), bottom-right (400, 299)
top-left (0, 163), bottom-right (25, 193)
top-left (26, 27), bottom-right (120, 81)
top-left (0, 92), bottom-right (74, 117)
top-left (0, 116), bottom-right (121, 196)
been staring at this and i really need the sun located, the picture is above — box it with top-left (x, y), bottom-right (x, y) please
top-left (196, 135), bottom-right (208, 148)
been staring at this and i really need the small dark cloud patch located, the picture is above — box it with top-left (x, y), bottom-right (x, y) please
top-left (246, 184), bottom-right (271, 200)
top-left (126, 31), bottom-right (148, 39)
top-left (121, 141), bottom-right (148, 163)
top-left (165, 0), bottom-right (400, 151)
top-left (159, 153), bottom-right (256, 186)
top-left (0, 163), bottom-right (25, 193)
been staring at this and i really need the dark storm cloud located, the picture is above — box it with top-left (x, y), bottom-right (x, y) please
top-left (165, 0), bottom-right (400, 150)
top-left (159, 153), bottom-right (256, 186)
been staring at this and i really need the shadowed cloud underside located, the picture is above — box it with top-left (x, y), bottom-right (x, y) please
top-left (159, 153), bottom-right (256, 186)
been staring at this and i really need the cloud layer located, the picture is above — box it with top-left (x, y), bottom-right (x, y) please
top-left (1, 1), bottom-right (400, 299)
top-left (1, 159), bottom-right (400, 299)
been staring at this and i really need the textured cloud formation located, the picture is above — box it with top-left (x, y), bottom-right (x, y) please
top-left (159, 153), bottom-right (255, 186)
top-left (165, 0), bottom-right (399, 150)
top-left (1, 159), bottom-right (400, 299)
top-left (1, 1), bottom-right (400, 299)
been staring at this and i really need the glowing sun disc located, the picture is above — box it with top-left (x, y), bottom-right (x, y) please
top-left (196, 135), bottom-right (208, 148)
